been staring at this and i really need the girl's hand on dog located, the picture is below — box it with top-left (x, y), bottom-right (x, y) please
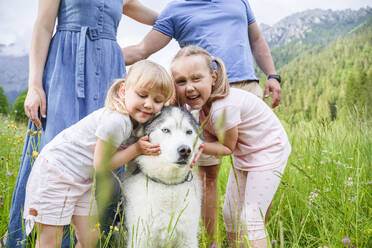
top-left (135, 136), bottom-right (161, 156)
top-left (190, 143), bottom-right (204, 168)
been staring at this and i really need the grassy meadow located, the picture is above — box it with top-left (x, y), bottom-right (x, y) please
top-left (0, 112), bottom-right (371, 247)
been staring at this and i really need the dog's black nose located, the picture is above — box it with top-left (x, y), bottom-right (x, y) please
top-left (177, 145), bottom-right (191, 158)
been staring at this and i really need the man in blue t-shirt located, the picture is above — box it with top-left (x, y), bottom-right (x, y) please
top-left (123, 1), bottom-right (280, 247)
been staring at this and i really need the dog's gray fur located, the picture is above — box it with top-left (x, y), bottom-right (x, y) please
top-left (123, 106), bottom-right (202, 248)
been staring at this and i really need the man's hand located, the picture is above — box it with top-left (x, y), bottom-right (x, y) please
top-left (264, 78), bottom-right (281, 108)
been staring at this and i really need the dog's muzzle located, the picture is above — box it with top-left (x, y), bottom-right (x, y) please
top-left (178, 145), bottom-right (191, 158)
top-left (176, 145), bottom-right (192, 166)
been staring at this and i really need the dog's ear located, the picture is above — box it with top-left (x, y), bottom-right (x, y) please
top-left (134, 125), bottom-right (145, 138)
top-left (140, 108), bottom-right (164, 135)
top-left (190, 109), bottom-right (199, 123)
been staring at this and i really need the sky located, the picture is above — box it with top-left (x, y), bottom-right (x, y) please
top-left (0, 0), bottom-right (371, 68)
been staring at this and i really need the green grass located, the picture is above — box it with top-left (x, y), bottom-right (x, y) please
top-left (0, 116), bottom-right (26, 239)
top-left (0, 114), bottom-right (371, 247)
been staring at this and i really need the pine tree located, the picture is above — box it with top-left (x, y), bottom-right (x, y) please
top-left (12, 89), bottom-right (28, 123)
top-left (0, 86), bottom-right (9, 115)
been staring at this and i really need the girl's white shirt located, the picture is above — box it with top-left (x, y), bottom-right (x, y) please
top-left (40, 107), bottom-right (133, 179)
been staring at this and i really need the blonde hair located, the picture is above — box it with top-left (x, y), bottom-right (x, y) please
top-left (105, 60), bottom-right (174, 114)
top-left (171, 46), bottom-right (229, 106)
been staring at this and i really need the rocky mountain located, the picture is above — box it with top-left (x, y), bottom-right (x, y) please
top-left (260, 7), bottom-right (372, 49)
top-left (0, 54), bottom-right (28, 104)
top-left (255, 7), bottom-right (372, 70)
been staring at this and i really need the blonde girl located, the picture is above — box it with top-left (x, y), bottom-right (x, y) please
top-left (23, 60), bottom-right (174, 248)
top-left (8, 0), bottom-right (158, 245)
top-left (171, 46), bottom-right (291, 248)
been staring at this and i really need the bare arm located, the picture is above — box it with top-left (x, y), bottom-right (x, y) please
top-left (202, 126), bottom-right (238, 156)
top-left (122, 29), bottom-right (172, 65)
top-left (25, 0), bottom-right (60, 128)
top-left (93, 136), bottom-right (161, 171)
top-left (123, 0), bottom-right (158, 25)
top-left (248, 22), bottom-right (281, 108)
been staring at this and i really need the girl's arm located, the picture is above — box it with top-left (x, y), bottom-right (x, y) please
top-left (24, 0), bottom-right (60, 128)
top-left (202, 126), bottom-right (238, 156)
top-left (123, 0), bottom-right (158, 25)
top-left (94, 136), bottom-right (160, 171)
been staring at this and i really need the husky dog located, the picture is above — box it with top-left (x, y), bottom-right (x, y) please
top-left (123, 106), bottom-right (203, 248)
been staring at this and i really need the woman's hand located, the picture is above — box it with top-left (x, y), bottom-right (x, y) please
top-left (135, 136), bottom-right (161, 156)
top-left (25, 0), bottom-right (60, 129)
top-left (24, 86), bottom-right (46, 128)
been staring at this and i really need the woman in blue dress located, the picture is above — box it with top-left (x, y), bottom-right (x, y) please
top-left (7, 0), bottom-right (157, 247)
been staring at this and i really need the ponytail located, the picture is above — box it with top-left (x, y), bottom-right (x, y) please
top-left (105, 78), bottom-right (127, 114)
top-left (208, 56), bottom-right (229, 105)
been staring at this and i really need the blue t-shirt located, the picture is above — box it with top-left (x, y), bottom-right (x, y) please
top-left (153, 0), bottom-right (258, 82)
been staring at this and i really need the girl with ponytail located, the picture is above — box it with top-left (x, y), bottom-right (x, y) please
top-left (22, 60), bottom-right (174, 247)
top-left (171, 46), bottom-right (291, 248)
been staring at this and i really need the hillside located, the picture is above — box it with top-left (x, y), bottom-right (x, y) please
top-left (260, 7), bottom-right (372, 69)
top-left (273, 17), bottom-right (372, 123)
top-left (261, 7), bottom-right (372, 49)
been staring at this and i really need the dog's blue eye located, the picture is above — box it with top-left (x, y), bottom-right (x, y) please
top-left (162, 128), bottom-right (170, 133)
top-left (186, 130), bottom-right (193, 135)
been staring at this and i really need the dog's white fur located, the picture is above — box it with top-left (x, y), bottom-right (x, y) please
top-left (124, 107), bottom-right (202, 248)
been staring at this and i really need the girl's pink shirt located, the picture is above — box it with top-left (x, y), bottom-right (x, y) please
top-left (200, 88), bottom-right (291, 171)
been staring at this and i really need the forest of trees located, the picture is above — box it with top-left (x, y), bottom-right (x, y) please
top-left (267, 17), bottom-right (372, 123)
top-left (0, 86), bottom-right (9, 115)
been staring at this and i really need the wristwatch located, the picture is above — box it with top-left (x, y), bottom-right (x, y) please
top-left (267, 74), bottom-right (281, 84)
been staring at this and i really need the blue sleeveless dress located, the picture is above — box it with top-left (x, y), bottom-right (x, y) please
top-left (7, 0), bottom-right (126, 246)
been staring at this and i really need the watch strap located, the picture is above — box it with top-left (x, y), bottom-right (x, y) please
top-left (267, 74), bottom-right (281, 84)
